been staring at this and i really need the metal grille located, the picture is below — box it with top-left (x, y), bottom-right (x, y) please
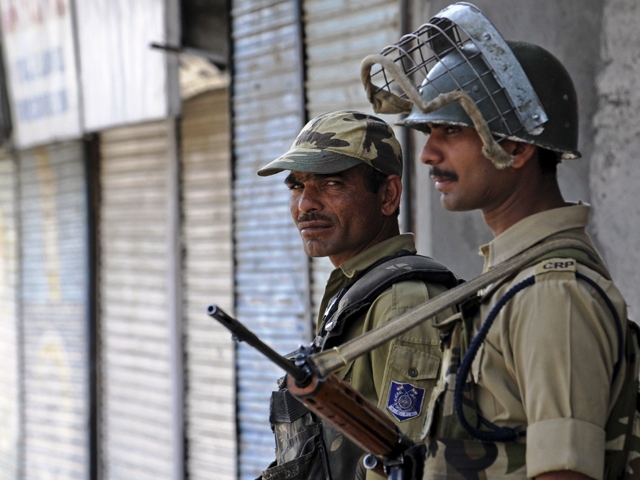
top-left (18, 141), bottom-right (89, 480)
top-left (304, 0), bottom-right (399, 116)
top-left (231, 0), bottom-right (311, 477)
top-left (369, 20), bottom-right (523, 136)
top-left (181, 88), bottom-right (236, 480)
top-left (363, 3), bottom-right (547, 138)
top-left (373, 19), bottom-right (466, 92)
top-left (99, 121), bottom-right (176, 480)
top-left (0, 150), bottom-right (18, 480)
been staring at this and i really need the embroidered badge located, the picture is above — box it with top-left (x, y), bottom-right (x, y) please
top-left (534, 257), bottom-right (577, 276)
top-left (386, 381), bottom-right (425, 422)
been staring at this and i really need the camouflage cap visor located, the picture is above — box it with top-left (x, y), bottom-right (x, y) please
top-left (257, 148), bottom-right (366, 176)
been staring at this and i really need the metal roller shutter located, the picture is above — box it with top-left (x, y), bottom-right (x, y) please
top-left (303, 0), bottom-right (401, 317)
top-left (181, 88), bottom-right (236, 480)
top-left (304, 0), bottom-right (398, 116)
top-left (18, 141), bottom-right (90, 479)
top-left (0, 150), bottom-right (18, 480)
top-left (231, 0), bottom-right (311, 477)
top-left (99, 121), bottom-right (177, 480)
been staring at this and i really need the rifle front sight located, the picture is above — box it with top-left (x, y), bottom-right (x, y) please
top-left (206, 304), bottom-right (311, 386)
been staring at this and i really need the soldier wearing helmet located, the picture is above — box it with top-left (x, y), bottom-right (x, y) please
top-left (361, 3), bottom-right (631, 480)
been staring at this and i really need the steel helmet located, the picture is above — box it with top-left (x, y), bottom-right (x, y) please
top-left (361, 2), bottom-right (581, 166)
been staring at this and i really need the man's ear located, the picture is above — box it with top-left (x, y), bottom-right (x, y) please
top-left (502, 141), bottom-right (537, 169)
top-left (380, 174), bottom-right (403, 216)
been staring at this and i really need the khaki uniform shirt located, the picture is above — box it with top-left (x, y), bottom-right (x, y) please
top-left (317, 234), bottom-right (455, 478)
top-left (471, 204), bottom-right (627, 479)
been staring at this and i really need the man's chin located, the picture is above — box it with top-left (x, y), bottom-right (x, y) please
top-left (440, 194), bottom-right (457, 211)
top-left (440, 196), bottom-right (474, 212)
top-left (302, 242), bottom-right (330, 259)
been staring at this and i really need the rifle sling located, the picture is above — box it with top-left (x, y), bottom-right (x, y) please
top-left (310, 237), bottom-right (597, 378)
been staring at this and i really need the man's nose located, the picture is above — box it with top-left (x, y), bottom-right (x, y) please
top-left (419, 136), bottom-right (442, 166)
top-left (297, 186), bottom-right (322, 213)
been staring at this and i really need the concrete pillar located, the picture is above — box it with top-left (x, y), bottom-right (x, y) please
top-left (591, 0), bottom-right (640, 317)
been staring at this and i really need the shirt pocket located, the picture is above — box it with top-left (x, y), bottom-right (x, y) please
top-left (388, 344), bottom-right (440, 381)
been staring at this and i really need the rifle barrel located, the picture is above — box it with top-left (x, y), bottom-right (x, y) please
top-left (206, 304), bottom-right (309, 384)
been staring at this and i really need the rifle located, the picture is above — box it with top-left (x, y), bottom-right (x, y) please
top-left (207, 304), bottom-right (418, 480)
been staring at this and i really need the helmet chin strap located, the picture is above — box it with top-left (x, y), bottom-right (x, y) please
top-left (361, 54), bottom-right (514, 170)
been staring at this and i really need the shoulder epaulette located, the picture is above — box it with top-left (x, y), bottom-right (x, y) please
top-left (532, 246), bottom-right (611, 280)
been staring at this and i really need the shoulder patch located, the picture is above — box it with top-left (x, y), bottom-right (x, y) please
top-left (386, 381), bottom-right (425, 422)
top-left (534, 257), bottom-right (577, 276)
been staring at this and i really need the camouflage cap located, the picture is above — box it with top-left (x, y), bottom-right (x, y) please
top-left (256, 110), bottom-right (403, 177)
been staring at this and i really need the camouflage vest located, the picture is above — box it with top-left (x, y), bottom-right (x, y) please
top-left (421, 247), bottom-right (640, 480)
top-left (260, 252), bottom-right (458, 480)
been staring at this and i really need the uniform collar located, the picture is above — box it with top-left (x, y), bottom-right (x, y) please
top-left (339, 233), bottom-right (417, 279)
top-left (318, 233), bottom-right (417, 326)
top-left (480, 202), bottom-right (591, 271)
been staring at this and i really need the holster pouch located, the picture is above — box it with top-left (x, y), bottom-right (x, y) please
top-left (261, 379), bottom-right (421, 480)
top-left (260, 389), bottom-right (331, 480)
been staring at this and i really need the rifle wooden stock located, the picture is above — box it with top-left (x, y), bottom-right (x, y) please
top-left (287, 372), bottom-right (413, 461)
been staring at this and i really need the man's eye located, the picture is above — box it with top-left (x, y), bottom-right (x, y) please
top-left (445, 125), bottom-right (461, 134)
top-left (287, 183), bottom-right (303, 190)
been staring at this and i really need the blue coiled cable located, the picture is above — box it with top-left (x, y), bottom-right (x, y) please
top-left (453, 276), bottom-right (534, 442)
top-left (453, 271), bottom-right (624, 443)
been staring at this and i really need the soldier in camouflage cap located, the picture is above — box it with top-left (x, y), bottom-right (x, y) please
top-left (257, 109), bottom-right (403, 178)
top-left (256, 110), bottom-right (457, 480)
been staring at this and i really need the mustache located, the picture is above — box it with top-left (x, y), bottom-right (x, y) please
top-left (297, 212), bottom-right (332, 224)
top-left (430, 167), bottom-right (458, 182)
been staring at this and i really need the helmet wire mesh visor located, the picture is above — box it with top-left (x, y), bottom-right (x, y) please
top-left (361, 2), bottom-right (580, 166)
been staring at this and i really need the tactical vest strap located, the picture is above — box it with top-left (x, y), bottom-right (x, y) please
top-left (317, 252), bottom-right (459, 350)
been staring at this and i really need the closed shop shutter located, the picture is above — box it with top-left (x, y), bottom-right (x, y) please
top-left (181, 88), bottom-right (236, 480)
top-left (231, 0), bottom-right (311, 477)
top-left (0, 150), bottom-right (18, 480)
top-left (303, 0), bottom-right (400, 317)
top-left (18, 141), bottom-right (90, 479)
top-left (99, 121), bottom-right (176, 479)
